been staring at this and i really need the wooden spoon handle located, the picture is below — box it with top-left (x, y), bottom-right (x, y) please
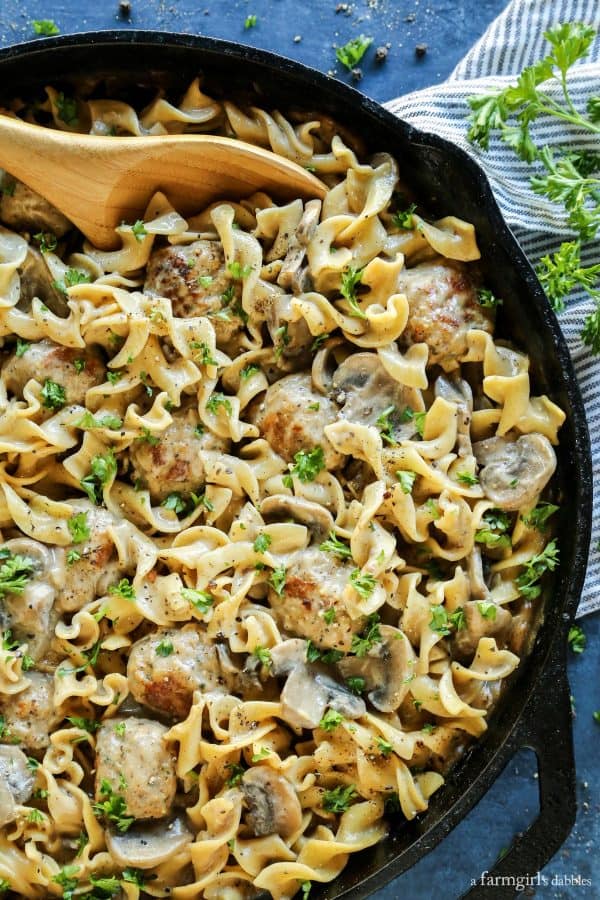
top-left (0, 115), bottom-right (326, 248)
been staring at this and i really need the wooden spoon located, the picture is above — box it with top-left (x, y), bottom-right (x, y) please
top-left (0, 115), bottom-right (327, 250)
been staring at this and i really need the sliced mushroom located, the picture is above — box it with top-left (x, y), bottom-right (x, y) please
top-left (434, 374), bottom-right (473, 457)
top-left (106, 816), bottom-right (193, 869)
top-left (466, 547), bottom-right (489, 601)
top-left (332, 352), bottom-right (422, 437)
top-left (452, 600), bottom-right (512, 660)
top-left (0, 178), bottom-right (71, 236)
top-left (241, 767), bottom-right (302, 838)
top-left (267, 293), bottom-right (312, 360)
top-left (0, 746), bottom-right (35, 825)
top-left (278, 199), bottom-right (321, 292)
top-left (337, 625), bottom-right (415, 713)
top-left (260, 494), bottom-right (334, 542)
top-left (473, 434), bottom-right (556, 511)
top-left (1, 538), bottom-right (61, 661)
top-left (18, 247), bottom-right (69, 317)
top-left (270, 639), bottom-right (366, 729)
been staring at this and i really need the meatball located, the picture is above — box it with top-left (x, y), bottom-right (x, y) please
top-left (268, 547), bottom-right (360, 652)
top-left (95, 717), bottom-right (176, 820)
top-left (127, 628), bottom-right (228, 719)
top-left (144, 239), bottom-right (243, 345)
top-left (2, 338), bottom-right (106, 407)
top-left (249, 373), bottom-right (343, 469)
top-left (59, 503), bottom-right (125, 613)
top-left (0, 178), bottom-right (71, 236)
top-left (129, 406), bottom-right (230, 502)
top-left (0, 673), bottom-right (60, 750)
top-left (397, 261), bottom-right (492, 367)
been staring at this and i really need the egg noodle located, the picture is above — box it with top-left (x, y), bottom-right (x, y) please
top-left (0, 80), bottom-right (564, 899)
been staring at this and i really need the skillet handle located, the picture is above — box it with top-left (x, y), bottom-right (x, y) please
top-left (461, 640), bottom-right (575, 899)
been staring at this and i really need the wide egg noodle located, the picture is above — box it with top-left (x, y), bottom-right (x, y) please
top-left (0, 81), bottom-right (565, 899)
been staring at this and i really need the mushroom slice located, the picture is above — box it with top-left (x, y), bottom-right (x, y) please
top-left (452, 600), bottom-right (512, 661)
top-left (434, 374), bottom-right (473, 456)
top-left (337, 626), bottom-right (416, 713)
top-left (106, 817), bottom-right (192, 869)
top-left (332, 352), bottom-right (422, 434)
top-left (473, 434), bottom-right (557, 511)
top-left (0, 747), bottom-right (34, 825)
top-left (18, 247), bottom-right (69, 317)
top-left (278, 199), bottom-right (321, 292)
top-left (261, 494), bottom-right (334, 542)
top-left (241, 767), bottom-right (302, 839)
top-left (467, 547), bottom-right (489, 601)
top-left (271, 640), bottom-right (366, 729)
top-left (267, 293), bottom-right (313, 360)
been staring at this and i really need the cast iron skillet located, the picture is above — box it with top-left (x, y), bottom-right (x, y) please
top-left (0, 31), bottom-right (592, 900)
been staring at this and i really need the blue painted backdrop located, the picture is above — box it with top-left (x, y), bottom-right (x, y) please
top-left (0, 1), bottom-right (597, 897)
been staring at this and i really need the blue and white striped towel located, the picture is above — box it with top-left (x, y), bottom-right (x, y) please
top-left (386, 0), bottom-right (600, 616)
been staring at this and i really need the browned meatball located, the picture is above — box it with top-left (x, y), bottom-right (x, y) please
top-left (249, 373), bottom-right (343, 469)
top-left (0, 673), bottom-right (61, 750)
top-left (127, 628), bottom-right (228, 719)
top-left (397, 261), bottom-right (492, 367)
top-left (2, 338), bottom-right (105, 406)
top-left (268, 547), bottom-right (360, 652)
top-left (129, 406), bottom-right (230, 502)
top-left (144, 239), bottom-right (243, 345)
top-left (59, 503), bottom-right (125, 613)
top-left (95, 717), bottom-right (176, 820)
top-left (0, 179), bottom-right (71, 236)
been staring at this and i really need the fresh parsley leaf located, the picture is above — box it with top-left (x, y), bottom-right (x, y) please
top-left (538, 240), bottom-right (600, 312)
top-left (251, 747), bottom-right (270, 761)
top-left (182, 587), bottom-right (214, 614)
top-left (319, 531), bottom-right (352, 560)
top-left (190, 340), bottom-right (218, 367)
top-left (515, 539), bottom-right (560, 599)
top-left (396, 470), bottom-right (417, 494)
top-left (34, 231), bottom-right (57, 253)
top-left (206, 392), bottom-right (233, 416)
top-left (240, 364), bottom-right (260, 380)
top-left (346, 676), bottom-right (366, 695)
top-left (225, 763), bottom-right (245, 786)
top-left (349, 568), bottom-right (377, 599)
top-left (55, 92), bottom-right (78, 125)
top-left (135, 426), bottom-right (159, 445)
top-left (244, 14), bottom-right (257, 29)
top-left (322, 783), bottom-right (357, 812)
top-left (53, 268), bottom-right (91, 294)
top-left (32, 19), bottom-right (59, 35)
top-left (93, 779), bottom-right (134, 832)
top-left (274, 323), bottom-right (290, 360)
top-left (429, 605), bottom-right (451, 636)
top-left (15, 338), bottom-right (31, 357)
top-left (106, 370), bottom-right (123, 386)
top-left (336, 35), bottom-right (373, 71)
top-left (477, 600), bottom-right (498, 621)
top-left (340, 266), bottom-right (366, 318)
top-left (252, 645), bottom-right (272, 668)
top-left (114, 721), bottom-right (126, 737)
top-left (322, 607), bottom-right (337, 624)
top-left (376, 405), bottom-right (397, 445)
top-left (350, 613), bottom-right (381, 657)
top-left (156, 639), bottom-right (173, 657)
top-left (67, 512), bottom-right (90, 544)
top-left (67, 549), bottom-right (82, 565)
top-left (108, 578), bottom-right (135, 601)
top-left (40, 378), bottom-right (66, 410)
top-left (319, 709), bottom-right (344, 731)
top-left (289, 446), bottom-right (325, 482)
top-left (567, 624), bottom-right (586, 654)
top-left (268, 566), bottom-right (286, 596)
top-left (522, 501), bottom-right (559, 530)
top-left (456, 471), bottom-right (479, 486)
top-left (130, 220), bottom-right (147, 242)
top-left (253, 533), bottom-right (272, 554)
top-left (227, 261), bottom-right (252, 280)
top-left (80, 449), bottom-right (117, 504)
top-left (0, 552), bottom-right (35, 598)
top-left (376, 737), bottom-right (393, 756)
top-left (392, 203), bottom-right (417, 229)
top-left (66, 716), bottom-right (100, 733)
top-left (477, 287), bottom-right (503, 308)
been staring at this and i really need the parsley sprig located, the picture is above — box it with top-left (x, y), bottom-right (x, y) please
top-left (0, 550), bottom-right (35, 598)
top-left (515, 539), bottom-right (560, 599)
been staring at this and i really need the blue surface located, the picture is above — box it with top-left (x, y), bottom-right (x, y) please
top-left (0, 1), bottom-right (598, 897)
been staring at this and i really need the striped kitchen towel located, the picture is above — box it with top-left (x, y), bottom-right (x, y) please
top-left (386, 0), bottom-right (600, 616)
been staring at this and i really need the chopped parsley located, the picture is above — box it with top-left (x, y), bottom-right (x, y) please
top-left (226, 763), bottom-right (245, 786)
top-left (253, 533), bottom-right (272, 554)
top-left (190, 340), bottom-right (218, 367)
top-left (73, 357), bottom-right (86, 373)
top-left (130, 220), bottom-right (147, 242)
top-left (32, 19), bottom-right (60, 35)
top-left (197, 274), bottom-right (214, 288)
top-left (515, 540), bottom-right (560, 599)
top-left (346, 676), bottom-right (366, 695)
top-left (475, 508), bottom-right (512, 550)
top-left (274, 323), bottom-right (290, 360)
top-left (206, 392), bottom-right (233, 417)
top-left (67, 549), bottom-right (82, 565)
top-left (15, 338), bottom-right (31, 357)
top-left (40, 378), bottom-right (66, 410)
top-left (477, 288), bottom-right (503, 308)
top-left (252, 645), bottom-right (272, 668)
top-left (53, 268), bottom-right (92, 294)
top-left (268, 566), bottom-right (287, 596)
top-left (74, 411), bottom-right (123, 431)
top-left (251, 747), bottom-right (270, 762)
top-left (244, 13), bottom-right (257, 28)
top-left (340, 266), bottom-right (366, 318)
top-left (311, 332), bottom-right (331, 352)
top-left (305, 640), bottom-right (344, 665)
top-left (66, 716), bottom-right (100, 733)
top-left (182, 587), bottom-right (214, 614)
top-left (240, 364), bottom-right (260, 380)
top-left (161, 490), bottom-right (212, 518)
top-left (156, 640), bottom-right (174, 657)
top-left (477, 600), bottom-right (498, 621)
top-left (322, 783), bottom-right (358, 813)
top-left (135, 426), bottom-right (159, 446)
top-left (52, 865), bottom-right (80, 897)
top-left (430, 605), bottom-right (469, 635)
top-left (319, 709), bottom-right (344, 732)
top-left (336, 35), bottom-right (373, 70)
top-left (425, 498), bottom-right (440, 520)
top-left (227, 261), bottom-right (252, 280)
top-left (567, 624), bottom-right (586, 654)
top-left (308, 401), bottom-right (320, 411)
top-left (106, 370), bottom-right (123, 386)
top-left (376, 737), bottom-right (393, 756)
top-left (67, 512), bottom-right (89, 544)
top-left (349, 568), bottom-right (377, 599)
top-left (288, 446), bottom-right (325, 483)
top-left (0, 550), bottom-right (35, 598)
top-left (93, 779), bottom-right (134, 832)
top-left (122, 868), bottom-right (149, 887)
top-left (108, 578), bottom-right (135, 601)
top-left (55, 92), bottom-right (78, 126)
top-left (376, 405), bottom-right (397, 445)
top-left (34, 231), bottom-right (57, 253)
top-left (456, 471), bottom-right (479, 486)
top-left (350, 613), bottom-right (382, 657)
top-left (396, 470), bottom-right (417, 494)
top-left (392, 203), bottom-right (417, 230)
top-left (319, 531), bottom-right (352, 560)
top-left (80, 449), bottom-right (117, 505)
top-left (522, 502), bottom-right (559, 531)
top-left (322, 607), bottom-right (337, 625)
